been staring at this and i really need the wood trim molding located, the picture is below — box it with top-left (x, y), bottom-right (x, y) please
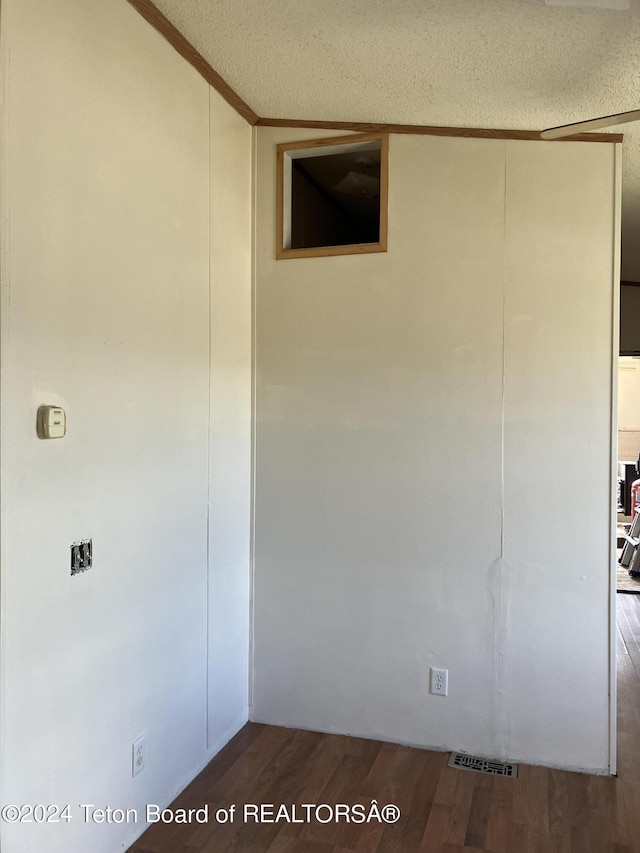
top-left (276, 132), bottom-right (388, 260)
top-left (258, 117), bottom-right (623, 144)
top-left (275, 143), bottom-right (284, 257)
top-left (379, 133), bottom-right (389, 254)
top-left (276, 243), bottom-right (388, 261)
top-left (126, 0), bottom-right (259, 125)
top-left (621, 280), bottom-right (640, 288)
top-left (277, 131), bottom-right (385, 154)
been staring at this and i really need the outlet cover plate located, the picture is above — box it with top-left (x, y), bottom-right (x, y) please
top-left (132, 735), bottom-right (145, 777)
top-left (430, 667), bottom-right (449, 696)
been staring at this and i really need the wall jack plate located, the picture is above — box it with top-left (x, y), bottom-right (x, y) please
top-left (71, 539), bottom-right (92, 575)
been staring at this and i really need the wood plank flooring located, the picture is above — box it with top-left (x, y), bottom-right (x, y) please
top-left (128, 595), bottom-right (640, 853)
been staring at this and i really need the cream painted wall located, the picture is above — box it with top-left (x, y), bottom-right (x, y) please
top-left (501, 141), bottom-right (615, 768)
top-left (619, 358), bottom-right (640, 430)
top-left (0, 2), bottom-right (251, 852)
top-left (253, 128), bottom-right (618, 773)
top-left (207, 90), bottom-right (253, 754)
top-left (617, 357), bottom-right (640, 463)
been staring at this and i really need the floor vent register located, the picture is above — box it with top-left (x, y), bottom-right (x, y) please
top-left (448, 752), bottom-right (518, 778)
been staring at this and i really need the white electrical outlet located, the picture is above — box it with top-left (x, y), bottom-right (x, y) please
top-left (430, 667), bottom-right (449, 696)
top-left (132, 735), bottom-right (145, 776)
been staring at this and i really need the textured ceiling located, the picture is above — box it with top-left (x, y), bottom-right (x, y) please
top-left (154, 0), bottom-right (640, 277)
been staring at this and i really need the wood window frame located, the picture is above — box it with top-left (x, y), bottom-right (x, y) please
top-left (276, 132), bottom-right (389, 260)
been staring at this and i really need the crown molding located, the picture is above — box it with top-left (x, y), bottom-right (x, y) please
top-left (256, 117), bottom-right (623, 143)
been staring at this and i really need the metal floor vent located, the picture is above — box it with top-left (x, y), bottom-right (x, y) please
top-left (448, 752), bottom-right (518, 778)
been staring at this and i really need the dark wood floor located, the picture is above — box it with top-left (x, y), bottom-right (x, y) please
top-left (129, 595), bottom-right (640, 853)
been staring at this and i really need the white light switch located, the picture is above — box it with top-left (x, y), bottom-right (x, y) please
top-left (37, 405), bottom-right (66, 439)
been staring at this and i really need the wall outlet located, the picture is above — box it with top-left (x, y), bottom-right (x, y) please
top-left (70, 539), bottom-right (92, 576)
top-left (132, 735), bottom-right (145, 776)
top-left (430, 667), bottom-right (449, 696)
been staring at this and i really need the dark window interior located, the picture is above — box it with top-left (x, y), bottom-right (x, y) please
top-left (290, 148), bottom-right (381, 250)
